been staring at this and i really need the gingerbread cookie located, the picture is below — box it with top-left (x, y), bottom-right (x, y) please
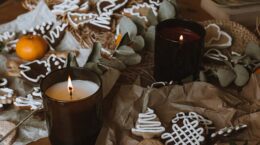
top-left (51, 0), bottom-right (80, 16)
top-left (47, 54), bottom-right (66, 71)
top-left (19, 54), bottom-right (66, 83)
top-left (0, 121), bottom-right (17, 145)
top-left (19, 60), bottom-right (50, 83)
top-left (205, 24), bottom-right (221, 45)
top-left (132, 108), bottom-right (165, 139)
top-left (138, 139), bottom-right (163, 145)
top-left (43, 23), bottom-right (68, 48)
top-left (14, 94), bottom-right (42, 110)
top-left (67, 12), bottom-right (97, 29)
top-left (161, 112), bottom-right (213, 145)
top-left (123, 2), bottom-right (158, 22)
top-left (211, 124), bottom-right (247, 138)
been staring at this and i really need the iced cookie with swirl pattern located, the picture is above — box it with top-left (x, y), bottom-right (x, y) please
top-left (19, 60), bottom-right (50, 83)
top-left (43, 23), bottom-right (68, 48)
top-left (132, 108), bottom-right (165, 139)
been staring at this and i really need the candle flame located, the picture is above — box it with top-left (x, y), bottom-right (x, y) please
top-left (179, 35), bottom-right (184, 41)
top-left (67, 76), bottom-right (73, 94)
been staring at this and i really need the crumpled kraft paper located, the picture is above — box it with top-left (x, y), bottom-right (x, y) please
top-left (96, 74), bottom-right (260, 145)
top-left (0, 1), bottom-right (121, 145)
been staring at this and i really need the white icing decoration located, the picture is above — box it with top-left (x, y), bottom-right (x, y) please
top-left (97, 0), bottom-right (128, 15)
top-left (172, 112), bottom-right (213, 126)
top-left (19, 60), bottom-right (50, 83)
top-left (67, 12), bottom-right (97, 29)
top-left (0, 78), bottom-right (8, 87)
top-left (47, 54), bottom-right (66, 71)
top-left (0, 88), bottom-right (14, 105)
top-left (161, 119), bottom-right (205, 145)
top-left (131, 108), bottom-right (165, 139)
top-left (51, 0), bottom-right (80, 16)
top-left (31, 87), bottom-right (42, 98)
top-left (24, 21), bottom-right (54, 36)
top-left (89, 12), bottom-right (112, 30)
top-left (211, 124), bottom-right (247, 138)
top-left (149, 0), bottom-right (161, 6)
top-left (0, 32), bottom-right (15, 42)
top-left (78, 1), bottom-right (89, 12)
top-left (122, 2), bottom-right (158, 22)
top-left (43, 23), bottom-right (68, 45)
top-left (14, 94), bottom-right (42, 110)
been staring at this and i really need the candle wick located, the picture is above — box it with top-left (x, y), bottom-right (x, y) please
top-left (69, 87), bottom-right (73, 100)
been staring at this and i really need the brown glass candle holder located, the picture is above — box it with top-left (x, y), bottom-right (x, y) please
top-left (40, 67), bottom-right (102, 145)
top-left (154, 19), bottom-right (206, 82)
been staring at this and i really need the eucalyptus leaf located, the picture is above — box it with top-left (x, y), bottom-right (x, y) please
top-left (87, 42), bottom-right (102, 63)
top-left (144, 26), bottom-right (155, 51)
top-left (119, 16), bottom-right (137, 39)
top-left (234, 64), bottom-right (250, 87)
top-left (158, 0), bottom-right (176, 22)
top-left (131, 16), bottom-right (147, 35)
top-left (116, 45), bottom-right (135, 56)
top-left (100, 58), bottom-right (126, 70)
top-left (147, 8), bottom-right (158, 26)
top-left (84, 62), bottom-right (104, 75)
top-left (245, 41), bottom-right (260, 60)
top-left (117, 53), bottom-right (142, 66)
top-left (131, 35), bottom-right (145, 52)
top-left (66, 53), bottom-right (79, 68)
top-left (216, 68), bottom-right (236, 87)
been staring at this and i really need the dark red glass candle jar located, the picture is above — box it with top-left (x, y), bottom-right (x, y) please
top-left (40, 67), bottom-right (102, 145)
top-left (154, 19), bottom-right (205, 82)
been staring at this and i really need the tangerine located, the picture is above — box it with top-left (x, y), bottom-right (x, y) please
top-left (16, 35), bottom-right (48, 61)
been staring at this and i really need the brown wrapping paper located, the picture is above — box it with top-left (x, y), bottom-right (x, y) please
top-left (96, 74), bottom-right (260, 145)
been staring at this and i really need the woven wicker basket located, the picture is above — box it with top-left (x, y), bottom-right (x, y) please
top-left (201, 19), bottom-right (259, 54)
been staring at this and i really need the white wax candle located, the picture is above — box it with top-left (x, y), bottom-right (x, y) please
top-left (46, 80), bottom-right (99, 101)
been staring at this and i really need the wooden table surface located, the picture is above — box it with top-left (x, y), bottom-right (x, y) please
top-left (0, 0), bottom-right (212, 144)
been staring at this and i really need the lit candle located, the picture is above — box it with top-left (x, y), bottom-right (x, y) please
top-left (154, 19), bottom-right (205, 82)
top-left (45, 77), bottom-right (99, 101)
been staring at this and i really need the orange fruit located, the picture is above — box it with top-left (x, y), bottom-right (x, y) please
top-left (16, 35), bottom-right (48, 61)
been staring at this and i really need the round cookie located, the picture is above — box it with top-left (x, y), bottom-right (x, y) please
top-left (0, 121), bottom-right (17, 145)
top-left (138, 139), bottom-right (163, 145)
top-left (161, 112), bottom-right (214, 145)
